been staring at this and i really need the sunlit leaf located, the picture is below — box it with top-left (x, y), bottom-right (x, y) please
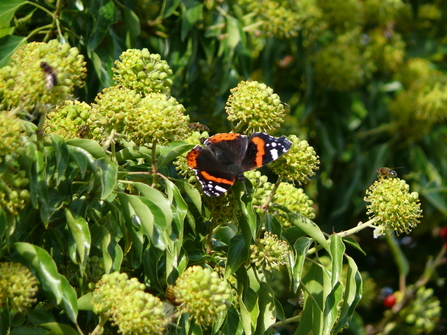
top-left (65, 209), bottom-right (91, 267)
top-left (14, 243), bottom-right (78, 324)
top-left (292, 237), bottom-right (313, 292)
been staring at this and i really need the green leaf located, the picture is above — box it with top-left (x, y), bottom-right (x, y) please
top-left (14, 243), bottom-right (78, 324)
top-left (221, 306), bottom-right (243, 335)
top-left (163, 0), bottom-right (181, 17)
top-left (255, 282), bottom-right (276, 334)
top-left (386, 233), bottom-right (409, 277)
top-left (41, 322), bottom-right (79, 335)
top-left (343, 237), bottom-right (366, 255)
top-left (97, 158), bottom-right (117, 199)
top-left (65, 209), bottom-right (91, 267)
top-left (333, 255), bottom-right (363, 333)
top-left (51, 135), bottom-right (69, 185)
top-left (162, 177), bottom-right (187, 240)
top-left (27, 308), bottom-right (56, 326)
top-left (225, 15), bottom-right (241, 49)
top-left (239, 192), bottom-right (258, 243)
top-left (9, 326), bottom-right (46, 335)
top-left (278, 206), bottom-right (331, 255)
top-left (66, 139), bottom-right (107, 159)
top-left (175, 179), bottom-right (202, 217)
top-left (122, 7), bottom-right (140, 48)
top-left (421, 186), bottom-right (447, 216)
top-left (0, 0), bottom-right (26, 28)
top-left (329, 235), bottom-right (345, 286)
top-left (181, 2), bottom-right (203, 40)
top-left (225, 234), bottom-right (249, 278)
top-left (67, 144), bottom-right (97, 178)
top-left (0, 307), bottom-right (10, 334)
top-left (118, 193), bottom-right (167, 250)
top-left (239, 287), bottom-right (259, 335)
top-left (298, 262), bottom-right (332, 335)
top-left (292, 237), bottom-right (313, 292)
top-left (77, 292), bottom-right (93, 311)
top-left (88, 0), bottom-right (117, 53)
top-left (129, 182), bottom-right (173, 230)
top-left (158, 142), bottom-right (194, 167)
top-left (90, 224), bottom-right (114, 273)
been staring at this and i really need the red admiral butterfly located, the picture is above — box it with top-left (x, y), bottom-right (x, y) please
top-left (186, 132), bottom-right (292, 196)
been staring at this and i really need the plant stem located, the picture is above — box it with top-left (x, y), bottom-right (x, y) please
top-left (261, 176), bottom-right (282, 211)
top-left (151, 141), bottom-right (158, 187)
top-left (335, 218), bottom-right (380, 237)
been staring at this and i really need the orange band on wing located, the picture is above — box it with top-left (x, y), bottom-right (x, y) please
top-left (200, 171), bottom-right (234, 185)
top-left (251, 136), bottom-right (266, 167)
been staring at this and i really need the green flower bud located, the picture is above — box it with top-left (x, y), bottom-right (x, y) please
top-left (0, 262), bottom-right (38, 313)
top-left (173, 266), bottom-right (231, 326)
top-left (225, 81), bottom-right (286, 133)
top-left (364, 178), bottom-right (422, 236)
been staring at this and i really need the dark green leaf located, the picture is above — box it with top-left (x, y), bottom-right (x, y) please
top-left (51, 135), bottom-right (69, 186)
top-left (221, 306), bottom-right (243, 335)
top-left (130, 182), bottom-right (173, 229)
top-left (181, 2), bottom-right (203, 40)
top-left (163, 0), bottom-right (181, 17)
top-left (122, 7), bottom-right (140, 48)
top-left (225, 234), bottom-right (249, 278)
top-left (343, 237), bottom-right (366, 255)
top-left (118, 193), bottom-right (167, 250)
top-left (88, 0), bottom-right (116, 53)
top-left (27, 308), bottom-right (55, 326)
top-left (10, 326), bottom-right (46, 335)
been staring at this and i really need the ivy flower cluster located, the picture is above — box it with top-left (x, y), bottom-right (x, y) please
top-left (172, 266), bottom-right (232, 326)
top-left (364, 178), bottom-right (422, 236)
top-left (0, 40), bottom-right (86, 113)
top-left (250, 232), bottom-right (290, 272)
top-left (93, 272), bottom-right (165, 335)
top-left (0, 262), bottom-right (38, 313)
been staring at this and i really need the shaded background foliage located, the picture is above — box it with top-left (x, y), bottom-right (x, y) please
top-left (1, 0), bottom-right (447, 333)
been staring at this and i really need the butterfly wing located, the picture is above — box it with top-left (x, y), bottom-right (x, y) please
top-left (241, 132), bottom-right (292, 171)
top-left (187, 146), bottom-right (236, 196)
